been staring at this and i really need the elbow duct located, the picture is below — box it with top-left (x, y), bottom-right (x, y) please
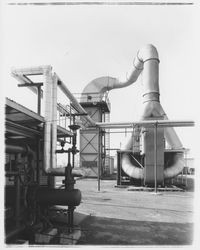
top-left (164, 152), bottom-right (184, 179)
top-left (82, 44), bottom-right (184, 180)
top-left (122, 154), bottom-right (144, 179)
top-left (82, 44), bottom-right (159, 95)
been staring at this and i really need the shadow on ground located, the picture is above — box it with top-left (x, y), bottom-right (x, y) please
top-left (77, 213), bottom-right (193, 245)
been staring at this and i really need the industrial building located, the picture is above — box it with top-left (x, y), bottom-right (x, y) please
top-left (4, 44), bottom-right (195, 245)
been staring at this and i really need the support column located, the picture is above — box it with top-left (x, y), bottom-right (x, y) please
top-left (154, 123), bottom-right (158, 192)
top-left (98, 128), bottom-right (102, 191)
top-left (144, 118), bottom-right (164, 186)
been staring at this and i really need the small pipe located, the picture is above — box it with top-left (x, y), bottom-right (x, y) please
top-left (129, 153), bottom-right (144, 169)
top-left (15, 174), bottom-right (20, 227)
top-left (6, 171), bottom-right (19, 177)
top-left (154, 123), bottom-right (158, 193)
top-left (37, 86), bottom-right (41, 115)
top-left (12, 153), bottom-right (21, 228)
top-left (36, 138), bottom-right (40, 185)
top-left (98, 128), bottom-right (101, 191)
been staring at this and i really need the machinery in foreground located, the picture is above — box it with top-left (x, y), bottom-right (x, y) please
top-left (5, 66), bottom-right (89, 244)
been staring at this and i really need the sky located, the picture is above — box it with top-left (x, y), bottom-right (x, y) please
top-left (1, 0), bottom-right (200, 159)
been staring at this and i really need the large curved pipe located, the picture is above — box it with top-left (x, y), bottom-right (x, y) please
top-left (164, 152), bottom-right (184, 178)
top-left (122, 153), bottom-right (144, 179)
top-left (82, 44), bottom-right (184, 179)
top-left (82, 44), bottom-right (158, 94)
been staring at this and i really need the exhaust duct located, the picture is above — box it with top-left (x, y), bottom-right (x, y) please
top-left (82, 44), bottom-right (184, 180)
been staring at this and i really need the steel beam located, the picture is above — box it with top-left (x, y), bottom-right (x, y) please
top-left (6, 98), bottom-right (44, 123)
top-left (6, 120), bottom-right (42, 138)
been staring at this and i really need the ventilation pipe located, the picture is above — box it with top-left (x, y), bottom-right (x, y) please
top-left (82, 44), bottom-right (184, 179)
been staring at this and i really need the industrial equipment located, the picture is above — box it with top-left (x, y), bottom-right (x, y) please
top-left (5, 66), bottom-right (86, 244)
top-left (80, 44), bottom-right (194, 187)
top-left (4, 45), bottom-right (194, 245)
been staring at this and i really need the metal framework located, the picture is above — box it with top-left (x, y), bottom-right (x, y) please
top-left (5, 98), bottom-right (73, 140)
top-left (5, 66), bottom-right (88, 243)
top-left (78, 92), bottom-right (111, 178)
top-left (95, 120), bottom-right (194, 191)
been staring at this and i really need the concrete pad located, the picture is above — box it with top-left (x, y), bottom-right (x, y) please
top-left (78, 215), bottom-right (193, 245)
top-left (74, 178), bottom-right (194, 245)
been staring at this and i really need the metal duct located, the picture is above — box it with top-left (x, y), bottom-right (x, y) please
top-left (82, 44), bottom-right (185, 179)
top-left (120, 44), bottom-right (183, 179)
top-left (82, 44), bottom-right (158, 94)
top-left (164, 151), bottom-right (184, 178)
top-left (122, 153), bottom-right (144, 179)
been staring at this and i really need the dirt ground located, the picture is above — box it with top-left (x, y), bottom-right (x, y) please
top-left (67, 177), bottom-right (195, 245)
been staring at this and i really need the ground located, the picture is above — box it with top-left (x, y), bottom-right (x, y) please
top-left (62, 177), bottom-right (194, 246)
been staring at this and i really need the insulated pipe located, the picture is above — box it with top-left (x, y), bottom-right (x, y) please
top-left (6, 144), bottom-right (34, 156)
top-left (43, 67), bottom-right (66, 175)
top-left (42, 68), bottom-right (89, 176)
top-left (51, 73), bottom-right (58, 172)
top-left (95, 120), bottom-right (194, 129)
top-left (36, 188), bottom-right (81, 206)
top-left (43, 66), bottom-right (54, 174)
